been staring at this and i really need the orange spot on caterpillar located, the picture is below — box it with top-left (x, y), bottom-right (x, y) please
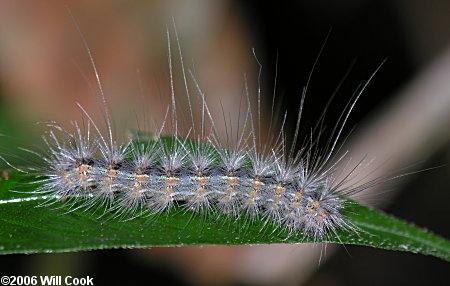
top-left (227, 177), bottom-right (237, 185)
top-left (197, 177), bottom-right (207, 185)
top-left (275, 186), bottom-right (285, 194)
top-left (291, 202), bottom-right (302, 209)
top-left (293, 191), bottom-right (304, 201)
top-left (78, 165), bottom-right (90, 172)
top-left (166, 176), bottom-right (177, 186)
top-left (106, 169), bottom-right (117, 177)
top-left (312, 201), bottom-right (320, 209)
top-left (136, 175), bottom-right (147, 183)
top-left (252, 180), bottom-right (262, 190)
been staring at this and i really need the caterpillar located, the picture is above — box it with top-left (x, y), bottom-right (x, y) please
top-left (1, 17), bottom-right (387, 244)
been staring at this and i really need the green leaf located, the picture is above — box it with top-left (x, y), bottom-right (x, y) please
top-left (0, 170), bottom-right (449, 261)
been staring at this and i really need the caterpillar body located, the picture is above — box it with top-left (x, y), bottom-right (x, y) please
top-left (4, 21), bottom-right (383, 243)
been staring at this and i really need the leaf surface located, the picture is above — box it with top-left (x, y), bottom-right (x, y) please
top-left (0, 171), bottom-right (448, 261)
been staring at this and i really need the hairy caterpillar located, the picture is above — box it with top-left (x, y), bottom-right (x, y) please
top-left (0, 13), bottom-right (392, 245)
top-left (1, 6), bottom-right (449, 286)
